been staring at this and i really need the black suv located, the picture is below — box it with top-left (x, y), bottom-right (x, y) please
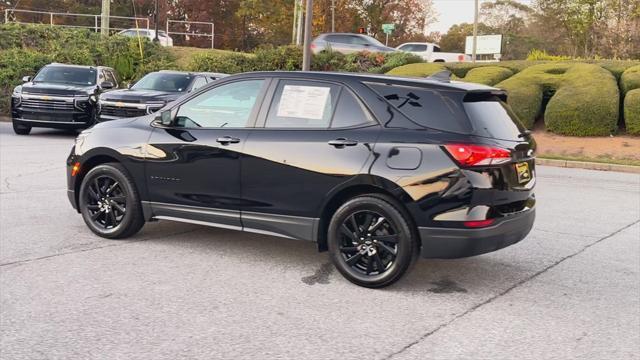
top-left (97, 71), bottom-right (227, 122)
top-left (66, 71), bottom-right (536, 288)
top-left (11, 64), bottom-right (118, 135)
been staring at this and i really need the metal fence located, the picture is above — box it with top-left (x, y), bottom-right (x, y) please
top-left (3, 9), bottom-right (215, 48)
top-left (166, 20), bottom-right (215, 49)
top-left (3, 9), bottom-right (149, 32)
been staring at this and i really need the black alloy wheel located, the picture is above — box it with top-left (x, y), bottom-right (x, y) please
top-left (85, 175), bottom-right (127, 229)
top-left (79, 163), bottom-right (144, 239)
top-left (328, 195), bottom-right (416, 288)
top-left (339, 210), bottom-right (398, 276)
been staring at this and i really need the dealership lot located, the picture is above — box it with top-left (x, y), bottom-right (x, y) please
top-left (1, 123), bottom-right (638, 359)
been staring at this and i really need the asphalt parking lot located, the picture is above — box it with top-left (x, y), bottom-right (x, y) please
top-left (1, 122), bottom-right (639, 360)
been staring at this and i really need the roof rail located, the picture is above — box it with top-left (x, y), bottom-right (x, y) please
top-left (427, 70), bottom-right (452, 83)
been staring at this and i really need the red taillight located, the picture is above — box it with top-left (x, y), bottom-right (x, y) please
top-left (310, 43), bottom-right (316, 49)
top-left (443, 144), bottom-right (511, 167)
top-left (71, 162), bottom-right (81, 177)
top-left (458, 54), bottom-right (465, 62)
top-left (463, 219), bottom-right (495, 228)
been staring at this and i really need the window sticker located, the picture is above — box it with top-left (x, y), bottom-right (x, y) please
top-left (277, 85), bottom-right (331, 120)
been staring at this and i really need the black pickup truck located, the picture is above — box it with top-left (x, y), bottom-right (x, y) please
top-left (11, 63), bottom-right (119, 135)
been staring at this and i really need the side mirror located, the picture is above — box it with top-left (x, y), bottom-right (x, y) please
top-left (126, 83), bottom-right (132, 89)
top-left (159, 109), bottom-right (173, 126)
top-left (22, 76), bottom-right (31, 83)
top-left (100, 81), bottom-right (114, 90)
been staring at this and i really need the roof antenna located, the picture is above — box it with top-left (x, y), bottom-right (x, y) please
top-left (427, 70), bottom-right (452, 82)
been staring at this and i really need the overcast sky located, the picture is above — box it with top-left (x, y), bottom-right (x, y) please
top-left (430, 0), bottom-right (533, 33)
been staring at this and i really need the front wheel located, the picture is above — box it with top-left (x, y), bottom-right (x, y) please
top-left (79, 163), bottom-right (144, 239)
top-left (328, 195), bottom-right (417, 288)
top-left (12, 121), bottom-right (31, 135)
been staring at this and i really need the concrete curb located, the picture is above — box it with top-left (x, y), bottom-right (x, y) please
top-left (537, 158), bottom-right (640, 174)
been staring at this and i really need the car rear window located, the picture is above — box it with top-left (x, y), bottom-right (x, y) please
top-left (367, 83), bottom-right (471, 134)
top-left (463, 95), bottom-right (527, 141)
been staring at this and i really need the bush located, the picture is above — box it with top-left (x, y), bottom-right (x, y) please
top-left (461, 66), bottom-right (514, 85)
top-left (621, 65), bottom-right (640, 95)
top-left (526, 49), bottom-right (572, 61)
top-left (625, 90), bottom-right (640, 135)
top-left (253, 45), bottom-right (303, 71)
top-left (496, 63), bottom-right (619, 136)
top-left (311, 50), bottom-right (347, 71)
top-left (181, 51), bottom-right (253, 74)
top-left (386, 62), bottom-right (447, 77)
top-left (0, 49), bottom-right (53, 114)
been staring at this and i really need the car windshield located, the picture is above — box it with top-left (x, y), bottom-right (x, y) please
top-left (131, 73), bottom-right (192, 92)
top-left (32, 66), bottom-right (97, 86)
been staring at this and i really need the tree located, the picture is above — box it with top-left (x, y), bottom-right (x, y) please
top-left (438, 22), bottom-right (495, 53)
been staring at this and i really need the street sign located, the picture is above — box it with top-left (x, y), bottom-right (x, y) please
top-left (465, 34), bottom-right (502, 55)
top-left (382, 23), bottom-right (395, 34)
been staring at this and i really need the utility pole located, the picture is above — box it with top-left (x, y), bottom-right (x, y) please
top-left (331, 0), bottom-right (335, 32)
top-left (296, 0), bottom-right (304, 45)
top-left (292, 0), bottom-right (298, 43)
top-left (100, 0), bottom-right (110, 37)
top-left (153, 0), bottom-right (159, 42)
top-left (302, 0), bottom-right (313, 71)
top-left (472, 0), bottom-right (478, 63)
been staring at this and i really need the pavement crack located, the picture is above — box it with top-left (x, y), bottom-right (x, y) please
top-left (382, 219), bottom-right (640, 360)
top-left (0, 228), bottom-right (200, 268)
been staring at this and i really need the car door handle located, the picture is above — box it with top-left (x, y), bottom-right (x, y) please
top-left (216, 136), bottom-right (240, 145)
top-left (328, 138), bottom-right (358, 148)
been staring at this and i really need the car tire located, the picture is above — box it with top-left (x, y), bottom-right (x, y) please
top-left (79, 163), bottom-right (145, 239)
top-left (12, 121), bottom-right (31, 135)
top-left (328, 194), bottom-right (417, 288)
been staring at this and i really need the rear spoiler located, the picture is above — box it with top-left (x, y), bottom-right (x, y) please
top-left (426, 70), bottom-right (452, 82)
top-left (463, 89), bottom-right (507, 102)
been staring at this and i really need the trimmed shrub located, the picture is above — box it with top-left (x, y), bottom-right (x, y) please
top-left (621, 65), bottom-right (640, 95)
top-left (253, 45), bottom-right (303, 71)
top-left (0, 49), bottom-right (53, 114)
top-left (526, 49), bottom-right (571, 61)
top-left (187, 52), bottom-right (254, 73)
top-left (496, 63), bottom-right (619, 136)
top-left (311, 50), bottom-right (347, 71)
top-left (625, 90), bottom-right (640, 135)
top-left (386, 62), bottom-right (447, 77)
top-left (461, 66), bottom-right (514, 85)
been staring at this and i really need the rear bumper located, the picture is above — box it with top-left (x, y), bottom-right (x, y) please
top-left (419, 208), bottom-right (535, 259)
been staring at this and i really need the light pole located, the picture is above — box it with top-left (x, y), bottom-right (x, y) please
top-left (331, 0), bottom-right (335, 32)
top-left (302, 0), bottom-right (313, 71)
top-left (472, 0), bottom-right (478, 63)
top-left (100, 0), bottom-right (109, 37)
top-left (154, 0), bottom-right (160, 42)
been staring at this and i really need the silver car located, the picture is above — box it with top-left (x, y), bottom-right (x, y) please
top-left (311, 33), bottom-right (396, 54)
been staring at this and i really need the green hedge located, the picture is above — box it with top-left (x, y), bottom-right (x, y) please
top-left (621, 66), bottom-right (640, 135)
top-left (462, 66), bottom-right (514, 86)
top-left (496, 63), bottom-right (619, 135)
top-left (186, 48), bottom-right (422, 74)
top-left (621, 65), bottom-right (640, 95)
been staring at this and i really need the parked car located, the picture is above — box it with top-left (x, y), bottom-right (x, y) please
top-left (11, 63), bottom-right (119, 135)
top-left (311, 33), bottom-right (397, 54)
top-left (98, 71), bottom-right (227, 122)
top-left (66, 71), bottom-right (536, 288)
top-left (396, 42), bottom-right (471, 62)
top-left (117, 29), bottom-right (173, 47)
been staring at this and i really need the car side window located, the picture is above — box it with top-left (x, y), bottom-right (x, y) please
top-left (265, 80), bottom-right (339, 129)
top-left (191, 76), bottom-right (207, 91)
top-left (174, 79), bottom-right (264, 128)
top-left (103, 70), bottom-right (118, 87)
top-left (331, 90), bottom-right (375, 128)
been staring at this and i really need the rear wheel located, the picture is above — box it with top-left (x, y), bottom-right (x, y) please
top-left (12, 121), bottom-right (31, 135)
top-left (328, 195), bottom-right (416, 288)
top-left (79, 163), bottom-right (144, 239)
